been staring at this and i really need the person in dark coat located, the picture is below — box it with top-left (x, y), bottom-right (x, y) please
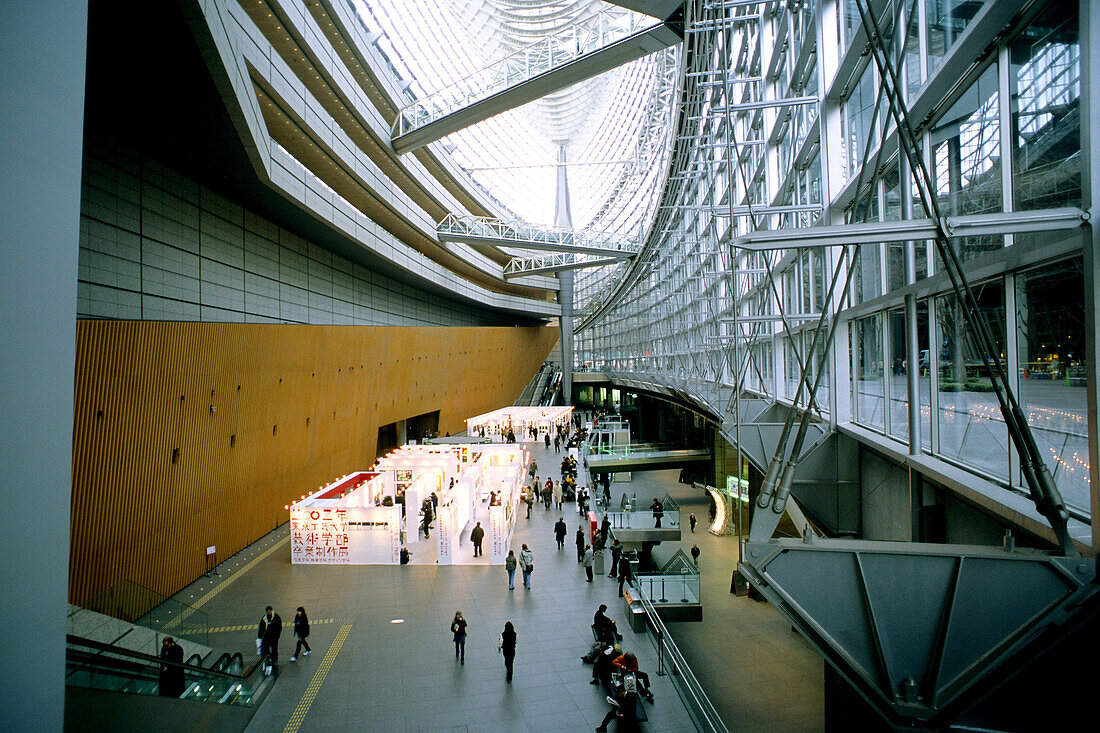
top-left (608, 539), bottom-right (622, 578)
top-left (498, 621), bottom-right (517, 682)
top-left (691, 543), bottom-right (701, 566)
top-left (290, 606), bottom-right (311, 661)
top-left (593, 604), bottom-right (619, 642)
top-left (595, 678), bottom-right (640, 731)
top-left (159, 636), bottom-right (185, 697)
top-left (650, 498), bottom-right (664, 528)
top-left (575, 526), bottom-right (586, 562)
top-left (591, 641), bottom-right (619, 690)
top-left (689, 512), bottom-right (697, 533)
top-left (451, 611), bottom-right (467, 664)
top-left (470, 521), bottom-right (485, 557)
top-left (554, 517), bottom-right (567, 550)
top-left (617, 554), bottom-right (632, 597)
top-left (257, 606), bottom-right (283, 669)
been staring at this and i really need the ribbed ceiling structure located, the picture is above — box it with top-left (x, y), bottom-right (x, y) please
top-left (354, 0), bottom-right (679, 311)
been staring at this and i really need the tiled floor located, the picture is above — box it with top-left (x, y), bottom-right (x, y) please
top-left (169, 441), bottom-right (824, 732)
top-left (634, 471), bottom-right (825, 733)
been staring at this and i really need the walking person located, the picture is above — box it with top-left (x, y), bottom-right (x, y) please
top-left (554, 516), bottom-right (567, 550)
top-left (451, 611), bottom-right (467, 664)
top-left (689, 512), bottom-right (697, 533)
top-left (519, 544), bottom-right (534, 588)
top-left (608, 539), bottom-right (622, 578)
top-left (158, 637), bottom-right (184, 697)
top-left (553, 480), bottom-right (563, 511)
top-left (505, 549), bottom-right (518, 589)
top-left (544, 433), bottom-right (551, 449)
top-left (691, 543), bottom-right (701, 566)
top-left (290, 606), bottom-right (311, 661)
top-left (497, 621), bottom-right (517, 682)
top-left (575, 526), bottom-right (586, 562)
top-left (257, 605), bottom-right (282, 673)
top-left (470, 521), bottom-right (485, 557)
top-left (617, 553), bottom-right (631, 597)
top-left (583, 544), bottom-right (594, 582)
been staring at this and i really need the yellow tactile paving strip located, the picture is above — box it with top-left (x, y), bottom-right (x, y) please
top-left (282, 624), bottom-right (353, 733)
top-left (206, 618), bottom-right (338, 634)
top-left (191, 535), bottom-right (290, 610)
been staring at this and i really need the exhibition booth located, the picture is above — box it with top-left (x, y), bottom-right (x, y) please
top-left (290, 441), bottom-right (530, 566)
top-left (465, 405), bottom-right (574, 440)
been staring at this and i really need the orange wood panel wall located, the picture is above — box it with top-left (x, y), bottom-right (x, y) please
top-left (70, 320), bottom-right (558, 605)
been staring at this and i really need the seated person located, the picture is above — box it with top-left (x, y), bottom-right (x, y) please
top-left (590, 642), bottom-right (619, 689)
top-left (593, 604), bottom-right (619, 643)
top-left (612, 652), bottom-right (653, 702)
top-left (596, 673), bottom-right (639, 732)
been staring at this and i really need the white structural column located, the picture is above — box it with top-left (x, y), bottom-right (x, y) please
top-left (556, 145), bottom-right (575, 401)
top-left (0, 1), bottom-right (87, 729)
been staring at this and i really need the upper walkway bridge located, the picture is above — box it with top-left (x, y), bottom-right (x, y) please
top-left (391, 7), bottom-right (682, 154)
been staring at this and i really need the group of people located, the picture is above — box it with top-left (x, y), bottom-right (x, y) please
top-left (504, 544), bottom-right (535, 589)
top-left (185, 604), bottom-right (307, 693)
top-left (585, 604), bottom-right (655, 731)
top-left (451, 611), bottom-right (518, 681)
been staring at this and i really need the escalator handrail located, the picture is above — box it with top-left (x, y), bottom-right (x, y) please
top-left (67, 634), bottom-right (261, 681)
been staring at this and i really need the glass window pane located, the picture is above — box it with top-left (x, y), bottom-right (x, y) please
top-left (853, 315), bottom-right (885, 431)
top-left (855, 243), bottom-right (882, 304)
top-left (1010, 4), bottom-right (1081, 211)
top-left (812, 248), bottom-right (826, 312)
top-left (844, 67), bottom-right (877, 181)
top-left (887, 309), bottom-right (908, 441)
top-left (931, 62), bottom-right (1002, 235)
top-left (935, 280), bottom-right (1008, 479)
top-left (926, 0), bottom-right (987, 75)
top-left (815, 333), bottom-right (830, 414)
top-left (786, 334), bottom-right (802, 402)
top-left (918, 301), bottom-right (932, 450)
top-left (1016, 251), bottom-right (1088, 513)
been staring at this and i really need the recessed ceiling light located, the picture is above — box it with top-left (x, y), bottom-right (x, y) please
top-left (390, 618), bottom-right (405, 624)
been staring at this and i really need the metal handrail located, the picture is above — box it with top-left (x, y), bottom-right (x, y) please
top-left (634, 585), bottom-right (729, 733)
top-left (66, 634), bottom-right (261, 681)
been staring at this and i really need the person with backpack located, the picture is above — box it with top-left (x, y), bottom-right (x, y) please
top-left (505, 549), bottom-right (518, 590)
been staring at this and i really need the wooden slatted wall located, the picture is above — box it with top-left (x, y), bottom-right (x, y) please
top-left (70, 321), bottom-right (558, 604)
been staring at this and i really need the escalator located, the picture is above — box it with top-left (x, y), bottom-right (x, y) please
top-left (65, 634), bottom-right (273, 732)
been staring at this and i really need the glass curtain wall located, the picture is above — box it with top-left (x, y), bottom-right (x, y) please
top-left (574, 0), bottom-right (1092, 520)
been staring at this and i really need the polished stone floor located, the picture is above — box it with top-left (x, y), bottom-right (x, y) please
top-left (169, 439), bottom-right (824, 732)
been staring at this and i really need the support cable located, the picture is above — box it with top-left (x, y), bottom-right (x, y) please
top-left (750, 0), bottom-right (910, 535)
top-left (852, 0), bottom-right (1075, 555)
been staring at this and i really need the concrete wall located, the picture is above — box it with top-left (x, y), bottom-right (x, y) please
top-left (943, 494), bottom-right (1011, 547)
top-left (0, 1), bottom-right (87, 729)
top-left (78, 142), bottom-right (517, 327)
top-left (859, 447), bottom-right (913, 542)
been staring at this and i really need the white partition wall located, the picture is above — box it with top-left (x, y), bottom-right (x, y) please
top-left (291, 437), bottom-right (528, 565)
